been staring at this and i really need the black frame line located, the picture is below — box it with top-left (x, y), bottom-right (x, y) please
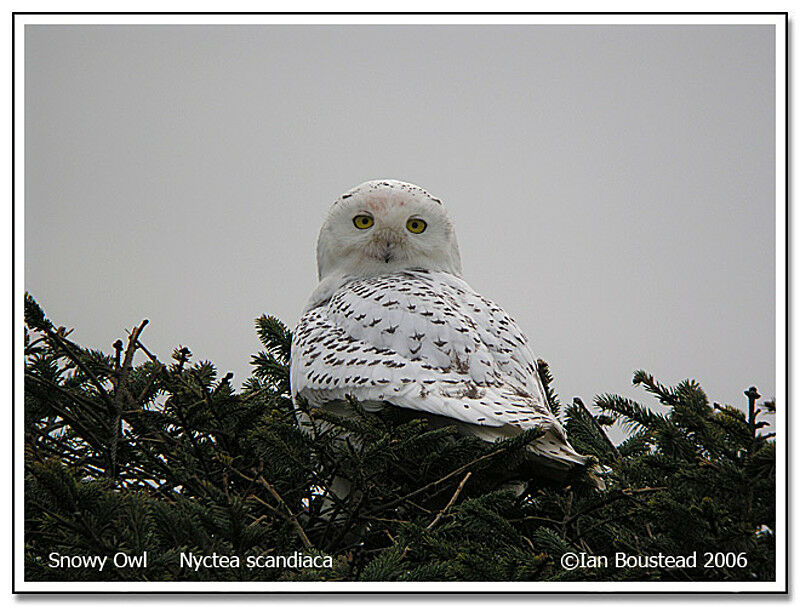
top-left (10, 10), bottom-right (790, 595)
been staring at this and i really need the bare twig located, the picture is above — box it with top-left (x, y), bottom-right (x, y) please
top-left (121, 320), bottom-right (150, 372)
top-left (427, 471), bottom-right (471, 531)
top-left (232, 467), bottom-right (313, 550)
top-left (113, 339), bottom-right (123, 371)
top-left (400, 471), bottom-right (472, 559)
top-left (110, 320), bottom-right (150, 481)
top-left (376, 446), bottom-right (506, 515)
top-left (134, 337), bottom-right (159, 364)
top-left (256, 474), bottom-right (313, 550)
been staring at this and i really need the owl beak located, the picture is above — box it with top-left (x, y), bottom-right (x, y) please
top-left (373, 229), bottom-right (402, 263)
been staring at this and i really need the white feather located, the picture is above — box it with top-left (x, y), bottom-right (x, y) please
top-left (291, 180), bottom-right (591, 473)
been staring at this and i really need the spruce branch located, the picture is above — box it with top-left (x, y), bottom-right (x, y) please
top-left (573, 397), bottom-right (620, 459)
top-left (44, 325), bottom-right (115, 412)
top-left (22, 296), bottom-right (778, 582)
top-left (594, 393), bottom-right (669, 434)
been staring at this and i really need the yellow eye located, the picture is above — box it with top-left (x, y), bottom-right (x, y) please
top-left (353, 215), bottom-right (374, 230)
top-left (406, 218), bottom-right (427, 234)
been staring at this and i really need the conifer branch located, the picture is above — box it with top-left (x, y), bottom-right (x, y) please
top-left (25, 371), bottom-right (109, 418)
top-left (45, 326), bottom-right (114, 411)
top-left (22, 297), bottom-right (777, 582)
top-left (573, 397), bottom-right (620, 459)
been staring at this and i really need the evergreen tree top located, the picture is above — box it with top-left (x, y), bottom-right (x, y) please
top-left (23, 294), bottom-right (776, 583)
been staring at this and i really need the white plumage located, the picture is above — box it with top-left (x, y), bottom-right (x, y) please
top-left (290, 180), bottom-right (591, 475)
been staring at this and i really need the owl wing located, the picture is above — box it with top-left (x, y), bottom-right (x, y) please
top-left (290, 269), bottom-right (588, 467)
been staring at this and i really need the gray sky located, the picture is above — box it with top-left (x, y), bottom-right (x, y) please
top-left (25, 25), bottom-right (776, 440)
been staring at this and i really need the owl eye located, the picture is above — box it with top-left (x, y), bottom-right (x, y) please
top-left (353, 215), bottom-right (374, 230)
top-left (406, 218), bottom-right (427, 234)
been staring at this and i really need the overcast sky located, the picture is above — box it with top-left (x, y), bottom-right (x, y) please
top-left (25, 24), bottom-right (776, 440)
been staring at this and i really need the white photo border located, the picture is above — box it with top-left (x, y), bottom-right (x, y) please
top-left (11, 11), bottom-right (788, 594)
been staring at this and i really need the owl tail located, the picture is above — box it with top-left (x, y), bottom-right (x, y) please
top-left (526, 428), bottom-right (607, 490)
top-left (421, 413), bottom-right (607, 489)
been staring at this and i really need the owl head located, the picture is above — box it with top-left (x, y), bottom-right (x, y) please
top-left (316, 180), bottom-right (463, 280)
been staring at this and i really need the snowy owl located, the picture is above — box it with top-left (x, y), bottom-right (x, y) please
top-left (290, 179), bottom-right (593, 481)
